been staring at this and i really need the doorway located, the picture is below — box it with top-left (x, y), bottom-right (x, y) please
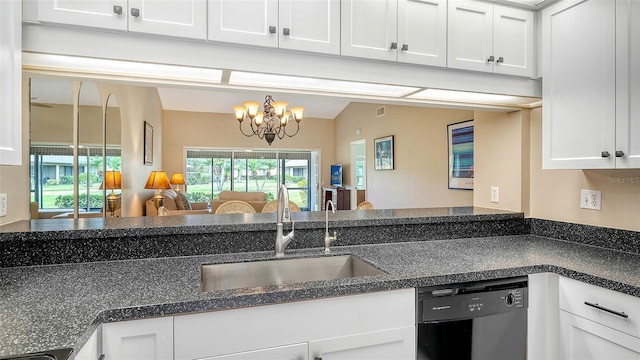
top-left (350, 140), bottom-right (366, 209)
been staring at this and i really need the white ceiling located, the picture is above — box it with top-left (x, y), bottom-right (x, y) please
top-left (156, 87), bottom-right (351, 119)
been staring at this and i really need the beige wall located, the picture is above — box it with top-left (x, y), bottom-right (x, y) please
top-left (98, 83), bottom-right (164, 217)
top-left (334, 103), bottom-right (474, 209)
top-left (474, 110), bottom-right (531, 213)
top-left (162, 110), bottom-right (335, 206)
top-left (529, 107), bottom-right (640, 231)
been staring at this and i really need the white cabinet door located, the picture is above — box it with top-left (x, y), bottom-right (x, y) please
top-left (615, 0), bottom-right (640, 168)
top-left (129, 0), bottom-right (207, 39)
top-left (0, 0), bottom-right (22, 166)
top-left (308, 327), bottom-right (415, 360)
top-left (279, 0), bottom-right (340, 55)
top-left (448, 0), bottom-right (533, 76)
top-left (492, 5), bottom-right (533, 77)
top-left (397, 0), bottom-right (447, 67)
top-left (208, 0), bottom-right (279, 47)
top-left (174, 289), bottom-right (415, 360)
top-left (542, 0), bottom-right (616, 169)
top-left (559, 311), bottom-right (640, 360)
top-left (37, 0), bottom-right (128, 30)
top-left (447, 0), bottom-right (493, 73)
top-left (102, 317), bottom-right (173, 360)
top-left (341, 0), bottom-right (398, 61)
top-left (203, 343), bottom-right (308, 360)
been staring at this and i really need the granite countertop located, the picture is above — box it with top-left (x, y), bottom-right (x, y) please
top-left (0, 207), bottom-right (520, 239)
top-left (1, 234), bottom-right (639, 357)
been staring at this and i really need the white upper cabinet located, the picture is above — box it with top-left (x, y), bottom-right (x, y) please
top-left (279, 0), bottom-right (340, 54)
top-left (542, 0), bottom-right (639, 169)
top-left (128, 0), bottom-right (207, 39)
top-left (0, 0), bottom-right (22, 166)
top-left (341, 0), bottom-right (398, 61)
top-left (342, 0), bottom-right (447, 66)
top-left (615, 0), bottom-right (640, 168)
top-left (448, 0), bottom-right (534, 77)
top-left (208, 0), bottom-right (340, 54)
top-left (37, 0), bottom-right (207, 39)
top-left (397, 0), bottom-right (447, 66)
top-left (37, 0), bottom-right (128, 31)
top-left (208, 0), bottom-right (279, 47)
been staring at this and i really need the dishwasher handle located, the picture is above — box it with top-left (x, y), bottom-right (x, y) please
top-left (584, 301), bottom-right (629, 318)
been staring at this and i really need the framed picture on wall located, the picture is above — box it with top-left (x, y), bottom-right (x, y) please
top-left (144, 121), bottom-right (153, 165)
top-left (447, 120), bottom-right (474, 190)
top-left (374, 135), bottom-right (394, 170)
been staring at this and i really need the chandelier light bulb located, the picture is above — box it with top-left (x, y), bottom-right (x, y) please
top-left (233, 105), bottom-right (246, 122)
top-left (244, 101), bottom-right (260, 119)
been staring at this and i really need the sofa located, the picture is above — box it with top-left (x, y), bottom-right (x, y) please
top-left (145, 189), bottom-right (209, 216)
top-left (210, 191), bottom-right (267, 213)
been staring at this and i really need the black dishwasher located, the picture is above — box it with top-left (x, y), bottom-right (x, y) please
top-left (416, 276), bottom-right (528, 360)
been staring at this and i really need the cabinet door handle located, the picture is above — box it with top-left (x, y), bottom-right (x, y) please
top-left (584, 301), bottom-right (629, 318)
top-left (390, 42), bottom-right (397, 49)
top-left (269, 26), bottom-right (276, 34)
top-left (487, 55), bottom-right (495, 62)
top-left (283, 27), bottom-right (290, 36)
top-left (113, 5), bottom-right (123, 15)
top-left (401, 44), bottom-right (409, 51)
top-left (497, 56), bottom-right (504, 63)
top-left (314, 357), bottom-right (323, 360)
top-left (615, 150), bottom-right (625, 157)
top-left (131, 8), bottom-right (140, 17)
top-left (601, 151), bottom-right (611, 158)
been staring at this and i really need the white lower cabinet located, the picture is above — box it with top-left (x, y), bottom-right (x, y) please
top-left (203, 342), bottom-right (308, 360)
top-left (559, 276), bottom-right (640, 360)
top-left (101, 317), bottom-right (174, 360)
top-left (308, 327), bottom-right (415, 359)
top-left (173, 289), bottom-right (416, 360)
top-left (559, 311), bottom-right (640, 360)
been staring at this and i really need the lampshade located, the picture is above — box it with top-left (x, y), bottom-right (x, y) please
top-left (170, 173), bottom-right (186, 185)
top-left (144, 171), bottom-right (171, 190)
top-left (100, 170), bottom-right (122, 190)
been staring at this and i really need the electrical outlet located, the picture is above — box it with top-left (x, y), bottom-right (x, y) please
top-left (490, 187), bottom-right (499, 203)
top-left (580, 190), bottom-right (601, 210)
top-left (0, 193), bottom-right (6, 217)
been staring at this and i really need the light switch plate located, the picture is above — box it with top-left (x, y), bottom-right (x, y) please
top-left (0, 193), bottom-right (6, 217)
top-left (490, 187), bottom-right (499, 203)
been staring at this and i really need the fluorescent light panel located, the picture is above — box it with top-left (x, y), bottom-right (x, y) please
top-left (23, 53), bottom-right (223, 84)
top-left (229, 71), bottom-right (419, 97)
top-left (409, 89), bottom-right (527, 104)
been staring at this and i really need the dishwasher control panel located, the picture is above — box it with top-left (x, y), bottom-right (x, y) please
top-left (417, 277), bottom-right (528, 322)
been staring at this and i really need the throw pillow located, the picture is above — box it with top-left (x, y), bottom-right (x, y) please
top-left (175, 192), bottom-right (192, 210)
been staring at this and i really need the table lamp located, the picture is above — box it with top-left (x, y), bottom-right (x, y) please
top-left (100, 170), bottom-right (121, 217)
top-left (144, 171), bottom-right (171, 210)
top-left (170, 173), bottom-right (186, 193)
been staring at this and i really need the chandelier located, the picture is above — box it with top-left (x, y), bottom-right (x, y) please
top-left (233, 95), bottom-right (304, 146)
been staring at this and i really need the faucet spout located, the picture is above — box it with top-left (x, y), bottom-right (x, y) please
top-left (324, 200), bottom-right (337, 254)
top-left (275, 184), bottom-right (294, 258)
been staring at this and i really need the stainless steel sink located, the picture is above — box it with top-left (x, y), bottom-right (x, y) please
top-left (201, 255), bottom-right (385, 292)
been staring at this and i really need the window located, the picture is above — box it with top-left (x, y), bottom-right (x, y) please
top-left (185, 149), bottom-right (317, 210)
top-left (30, 145), bottom-right (121, 211)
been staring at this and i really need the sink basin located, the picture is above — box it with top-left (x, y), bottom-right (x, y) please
top-left (201, 255), bottom-right (385, 291)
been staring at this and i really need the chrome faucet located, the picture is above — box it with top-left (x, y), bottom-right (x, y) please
top-left (324, 200), bottom-right (337, 254)
top-left (275, 184), bottom-right (295, 258)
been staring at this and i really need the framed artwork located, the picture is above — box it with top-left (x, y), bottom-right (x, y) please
top-left (374, 135), bottom-right (394, 170)
top-left (144, 121), bottom-right (153, 165)
top-left (448, 120), bottom-right (474, 190)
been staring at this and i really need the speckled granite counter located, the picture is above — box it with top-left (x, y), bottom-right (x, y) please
top-left (1, 234), bottom-right (639, 357)
top-left (0, 207), bottom-right (530, 267)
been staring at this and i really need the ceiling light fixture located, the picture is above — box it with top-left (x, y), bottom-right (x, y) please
top-left (233, 95), bottom-right (304, 146)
